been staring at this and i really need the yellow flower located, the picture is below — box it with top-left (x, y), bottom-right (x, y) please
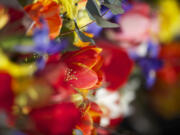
top-left (76, 9), bottom-right (91, 28)
top-left (0, 5), bottom-right (9, 29)
top-left (0, 50), bottom-right (36, 77)
top-left (158, 0), bottom-right (180, 42)
top-left (53, 0), bottom-right (79, 19)
top-left (73, 9), bottom-right (92, 47)
top-left (53, 0), bottom-right (88, 19)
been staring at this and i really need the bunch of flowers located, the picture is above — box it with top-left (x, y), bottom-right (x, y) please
top-left (1, 0), bottom-right (180, 135)
top-left (0, 0), bottom-right (134, 135)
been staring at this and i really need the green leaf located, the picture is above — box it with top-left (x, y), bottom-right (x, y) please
top-left (94, 15), bottom-right (119, 28)
top-left (0, 36), bottom-right (33, 50)
top-left (113, 0), bottom-right (123, 6)
top-left (74, 21), bottom-right (95, 44)
top-left (86, 0), bottom-right (101, 20)
top-left (103, 3), bottom-right (124, 14)
top-left (86, 0), bottom-right (120, 28)
top-left (17, 0), bottom-right (33, 6)
top-left (104, 0), bottom-right (122, 5)
top-left (104, 0), bottom-right (113, 4)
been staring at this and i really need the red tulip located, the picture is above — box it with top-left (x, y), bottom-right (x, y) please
top-left (41, 46), bottom-right (103, 92)
top-left (62, 46), bottom-right (103, 89)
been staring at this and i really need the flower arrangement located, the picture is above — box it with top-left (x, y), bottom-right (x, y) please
top-left (0, 0), bottom-right (180, 135)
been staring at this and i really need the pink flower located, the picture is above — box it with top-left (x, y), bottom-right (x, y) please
top-left (107, 3), bottom-right (158, 46)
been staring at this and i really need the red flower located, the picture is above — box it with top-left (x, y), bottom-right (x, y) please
top-left (76, 101), bottom-right (102, 135)
top-left (158, 43), bottom-right (180, 84)
top-left (96, 40), bottom-right (134, 91)
top-left (25, 0), bottom-right (62, 38)
top-left (62, 46), bottom-right (103, 90)
top-left (30, 102), bottom-right (81, 135)
top-left (0, 71), bottom-right (14, 113)
top-left (40, 46), bottom-right (103, 92)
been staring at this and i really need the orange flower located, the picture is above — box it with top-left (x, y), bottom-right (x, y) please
top-left (25, 0), bottom-right (62, 38)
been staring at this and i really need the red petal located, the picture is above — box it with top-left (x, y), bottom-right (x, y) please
top-left (0, 71), bottom-right (14, 113)
top-left (110, 117), bottom-right (123, 127)
top-left (63, 46), bottom-right (102, 68)
top-left (89, 102), bottom-right (102, 123)
top-left (97, 40), bottom-right (134, 91)
top-left (30, 102), bottom-right (81, 135)
top-left (66, 64), bottom-right (98, 89)
top-left (76, 113), bottom-right (93, 135)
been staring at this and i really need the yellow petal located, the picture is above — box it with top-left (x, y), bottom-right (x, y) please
top-left (74, 32), bottom-right (94, 47)
top-left (0, 6), bottom-right (9, 29)
top-left (158, 0), bottom-right (180, 42)
top-left (0, 50), bottom-right (36, 77)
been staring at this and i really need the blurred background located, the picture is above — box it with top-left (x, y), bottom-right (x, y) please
top-left (113, 0), bottom-right (180, 134)
top-left (90, 0), bottom-right (180, 134)
top-left (0, 0), bottom-right (180, 135)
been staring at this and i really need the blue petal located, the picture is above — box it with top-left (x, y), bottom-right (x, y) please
top-left (145, 70), bottom-right (156, 88)
top-left (36, 57), bottom-right (46, 70)
top-left (47, 39), bottom-right (68, 54)
top-left (86, 23), bottom-right (102, 36)
top-left (33, 25), bottom-right (49, 48)
top-left (147, 40), bottom-right (160, 57)
top-left (137, 57), bottom-right (163, 88)
top-left (138, 57), bottom-right (163, 71)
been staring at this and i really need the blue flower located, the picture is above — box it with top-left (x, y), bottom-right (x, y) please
top-left (15, 21), bottom-right (67, 69)
top-left (15, 23), bottom-right (67, 55)
top-left (137, 57), bottom-right (163, 88)
top-left (133, 41), bottom-right (163, 88)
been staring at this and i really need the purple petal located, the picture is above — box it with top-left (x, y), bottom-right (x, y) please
top-left (47, 39), bottom-right (68, 54)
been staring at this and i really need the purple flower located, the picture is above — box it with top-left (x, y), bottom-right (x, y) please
top-left (137, 57), bottom-right (163, 88)
top-left (15, 21), bottom-right (67, 69)
top-left (15, 23), bottom-right (67, 55)
top-left (133, 41), bottom-right (163, 88)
